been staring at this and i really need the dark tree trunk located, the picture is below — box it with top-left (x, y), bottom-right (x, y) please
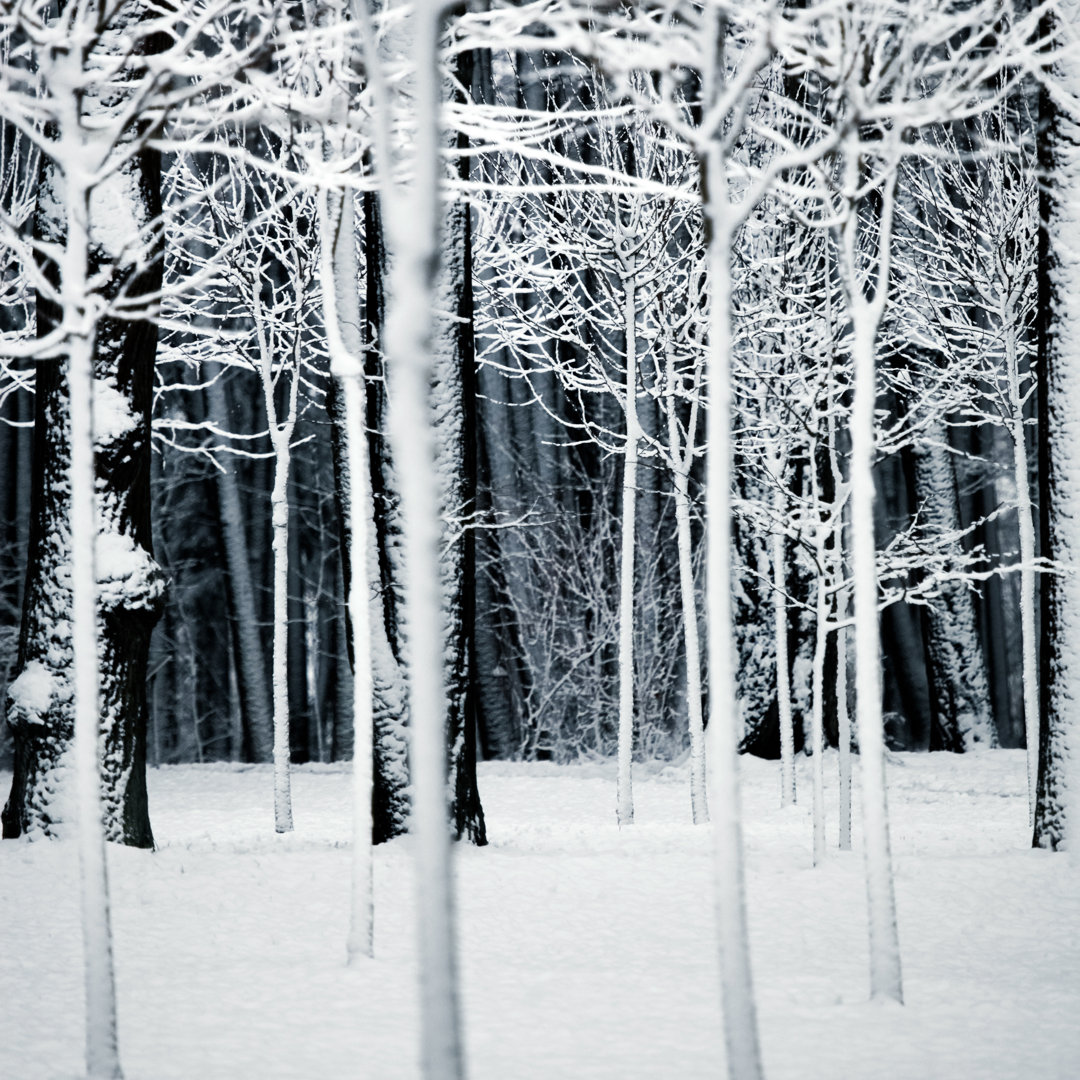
top-left (439, 184), bottom-right (486, 844)
top-left (4, 124), bottom-right (165, 845)
top-left (1033, 47), bottom-right (1080, 849)
top-left (206, 366), bottom-right (273, 762)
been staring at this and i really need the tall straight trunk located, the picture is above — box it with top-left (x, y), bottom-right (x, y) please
top-left (365, 0), bottom-right (468, 1072)
top-left (434, 171), bottom-right (486, 845)
top-left (913, 419), bottom-right (996, 752)
top-left (701, 139), bottom-right (764, 1080)
top-left (287, 481), bottom-right (310, 762)
top-left (617, 267), bottom-right (639, 827)
top-left (842, 138), bottom-right (903, 1002)
top-left (1034, 12), bottom-right (1080, 849)
top-left (836, 618), bottom-right (851, 851)
top-left (356, 34), bottom-right (485, 845)
top-left (70, 311), bottom-right (124, 1080)
top-left (206, 367), bottom-right (272, 762)
top-left (3, 6), bottom-right (165, 848)
top-left (768, 448), bottom-right (795, 808)
top-left (1004, 318), bottom-right (1038, 820)
top-left (328, 375), bottom-right (411, 842)
top-left (269, 428), bottom-right (294, 832)
top-left (827, 397), bottom-right (853, 851)
top-left (330, 182), bottom-right (412, 842)
top-left (9, 4), bottom-right (171, 1071)
top-left (808, 435), bottom-right (827, 864)
top-left (319, 173), bottom-right (375, 960)
top-left (667, 350), bottom-right (707, 824)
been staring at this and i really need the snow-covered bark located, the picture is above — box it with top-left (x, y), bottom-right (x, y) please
top-left (836, 617), bottom-right (852, 851)
top-left (1034, 10), bottom-right (1080, 850)
top-left (666, 350), bottom-right (707, 824)
top-left (3, 0), bottom-right (165, 847)
top-left (913, 421), bottom-right (996, 752)
top-left (808, 434), bottom-right (828, 865)
top-left (617, 262), bottom-right (639, 827)
top-left (71, 311), bottom-right (124, 1080)
top-left (344, 188), bottom-right (412, 843)
top-left (366, 0), bottom-right (467, 1071)
top-left (432, 188), bottom-right (487, 845)
top-left (841, 138), bottom-right (903, 1002)
top-left (767, 445), bottom-right (795, 809)
top-left (261, 332), bottom-right (298, 833)
top-left (701, 140), bottom-right (764, 1080)
top-left (319, 179), bottom-right (375, 960)
top-left (328, 374), bottom-right (412, 843)
top-left (358, 7), bottom-right (484, 844)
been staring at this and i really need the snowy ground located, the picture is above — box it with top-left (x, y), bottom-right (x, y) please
top-left (1, 749), bottom-right (1078, 1079)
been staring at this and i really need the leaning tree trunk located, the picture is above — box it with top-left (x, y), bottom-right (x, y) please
top-left (1034, 14), bottom-right (1080, 850)
top-left (2, 19), bottom-right (165, 846)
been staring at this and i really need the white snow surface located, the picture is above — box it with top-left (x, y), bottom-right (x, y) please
top-left (1, 751), bottom-right (1078, 1079)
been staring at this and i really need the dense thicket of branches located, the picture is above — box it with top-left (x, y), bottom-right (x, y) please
top-left (0, 0), bottom-right (1056, 840)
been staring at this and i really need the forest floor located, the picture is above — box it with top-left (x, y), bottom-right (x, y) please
top-left (1, 749), bottom-right (1077, 1079)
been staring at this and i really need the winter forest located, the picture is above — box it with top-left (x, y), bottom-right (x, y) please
top-left (1, 0), bottom-right (1079, 1076)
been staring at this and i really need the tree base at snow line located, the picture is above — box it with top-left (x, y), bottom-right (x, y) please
top-left (451, 689), bottom-right (487, 846)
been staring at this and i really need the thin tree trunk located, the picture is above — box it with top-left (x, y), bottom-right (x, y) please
top-left (808, 435), bottom-right (827, 864)
top-left (843, 136), bottom-right (904, 1001)
top-left (769, 446), bottom-right (795, 808)
top-left (668, 358), bottom-right (707, 823)
top-left (617, 268), bottom-right (639, 827)
top-left (701, 139), bottom-right (764, 1080)
top-left (270, 431), bottom-right (294, 832)
top-left (319, 167), bottom-right (376, 959)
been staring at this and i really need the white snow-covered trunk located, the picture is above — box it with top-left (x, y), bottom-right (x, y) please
top-left (343, 369), bottom-right (374, 962)
top-left (376, 0), bottom-right (466, 1073)
top-left (57, 96), bottom-right (124, 1075)
top-left (1005, 327), bottom-right (1038, 823)
top-left (850, 315), bottom-right (902, 1001)
top-left (843, 140), bottom-right (903, 1001)
top-left (319, 182), bottom-right (375, 962)
top-left (668, 365), bottom-right (707, 823)
top-left (837, 616), bottom-right (852, 851)
top-left (808, 437), bottom-right (827, 864)
top-left (270, 431), bottom-right (294, 833)
top-left (768, 447), bottom-right (795, 809)
top-left (702, 143), bottom-right (764, 1080)
top-left (253, 261), bottom-right (299, 834)
top-left (617, 268), bottom-right (639, 827)
top-left (72, 333), bottom-right (123, 1080)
